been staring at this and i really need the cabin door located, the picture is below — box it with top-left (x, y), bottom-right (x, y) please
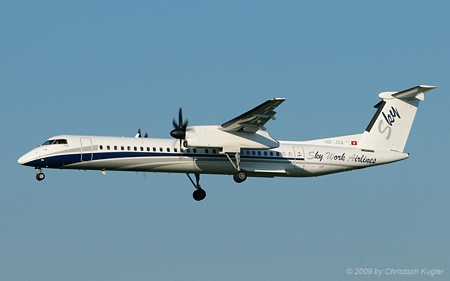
top-left (293, 146), bottom-right (305, 169)
top-left (80, 137), bottom-right (93, 161)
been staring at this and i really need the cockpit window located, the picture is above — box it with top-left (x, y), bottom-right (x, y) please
top-left (41, 140), bottom-right (54, 146)
top-left (41, 139), bottom-right (68, 146)
top-left (54, 139), bottom-right (67, 144)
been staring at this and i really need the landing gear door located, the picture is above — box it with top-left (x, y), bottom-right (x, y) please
top-left (80, 137), bottom-right (93, 161)
top-left (293, 146), bottom-right (305, 169)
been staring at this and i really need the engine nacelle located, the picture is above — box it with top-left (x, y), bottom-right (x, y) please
top-left (184, 126), bottom-right (279, 153)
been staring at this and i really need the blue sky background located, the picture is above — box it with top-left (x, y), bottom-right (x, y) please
top-left (1, 1), bottom-right (449, 280)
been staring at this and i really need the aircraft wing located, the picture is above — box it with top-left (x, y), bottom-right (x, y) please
top-left (218, 98), bottom-right (286, 133)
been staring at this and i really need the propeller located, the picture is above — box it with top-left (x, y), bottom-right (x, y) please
top-left (135, 128), bottom-right (141, 138)
top-left (135, 128), bottom-right (148, 138)
top-left (170, 107), bottom-right (188, 148)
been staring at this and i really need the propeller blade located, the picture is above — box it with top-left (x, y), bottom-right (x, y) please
top-left (172, 118), bottom-right (178, 129)
top-left (170, 106), bottom-right (188, 142)
top-left (178, 107), bottom-right (183, 128)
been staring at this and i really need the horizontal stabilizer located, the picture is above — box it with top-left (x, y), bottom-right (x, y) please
top-left (379, 85), bottom-right (436, 101)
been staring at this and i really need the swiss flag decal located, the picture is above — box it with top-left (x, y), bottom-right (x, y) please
top-left (351, 141), bottom-right (358, 146)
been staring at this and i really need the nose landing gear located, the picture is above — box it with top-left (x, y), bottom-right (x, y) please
top-left (36, 168), bottom-right (45, 181)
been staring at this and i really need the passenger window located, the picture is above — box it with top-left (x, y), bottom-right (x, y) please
top-left (134, 147), bottom-right (137, 151)
top-left (205, 149), bottom-right (209, 154)
top-left (264, 151), bottom-right (267, 156)
top-left (252, 151), bottom-right (256, 155)
top-left (257, 151), bottom-right (261, 156)
top-left (140, 147), bottom-right (144, 151)
top-left (114, 146), bottom-right (117, 150)
top-left (193, 149), bottom-right (197, 153)
top-left (100, 145), bottom-right (103, 150)
top-left (127, 146), bottom-right (131, 151)
top-left (270, 151), bottom-right (273, 156)
top-left (147, 147), bottom-right (150, 152)
top-left (160, 147), bottom-right (163, 152)
top-left (121, 146), bottom-right (124, 151)
top-left (153, 147), bottom-right (156, 152)
top-left (212, 149), bottom-right (216, 154)
top-left (167, 148), bottom-right (170, 152)
top-left (276, 152), bottom-right (280, 157)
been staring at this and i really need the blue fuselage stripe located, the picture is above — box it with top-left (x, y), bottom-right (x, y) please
top-left (24, 151), bottom-right (301, 169)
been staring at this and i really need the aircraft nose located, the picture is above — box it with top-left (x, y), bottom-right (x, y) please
top-left (18, 154), bottom-right (29, 165)
top-left (18, 151), bottom-right (37, 166)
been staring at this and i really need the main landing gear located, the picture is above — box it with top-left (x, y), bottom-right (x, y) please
top-left (186, 152), bottom-right (247, 202)
top-left (233, 170), bottom-right (247, 183)
top-left (226, 152), bottom-right (247, 183)
top-left (187, 173), bottom-right (206, 201)
top-left (36, 168), bottom-right (45, 181)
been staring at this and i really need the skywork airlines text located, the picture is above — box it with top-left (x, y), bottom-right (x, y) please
top-left (308, 151), bottom-right (376, 164)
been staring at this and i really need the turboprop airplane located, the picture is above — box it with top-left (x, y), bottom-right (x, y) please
top-left (18, 85), bottom-right (436, 201)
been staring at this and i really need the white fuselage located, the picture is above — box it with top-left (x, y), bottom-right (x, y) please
top-left (18, 134), bottom-right (409, 178)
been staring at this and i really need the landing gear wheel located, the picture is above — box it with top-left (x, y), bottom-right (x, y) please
top-left (193, 189), bottom-right (206, 201)
top-left (187, 173), bottom-right (207, 201)
top-left (36, 172), bottom-right (45, 181)
top-left (233, 170), bottom-right (247, 183)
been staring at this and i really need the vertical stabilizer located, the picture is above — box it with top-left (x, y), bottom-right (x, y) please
top-left (359, 85), bottom-right (436, 152)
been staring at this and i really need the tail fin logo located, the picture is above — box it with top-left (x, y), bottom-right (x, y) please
top-left (378, 107), bottom-right (400, 140)
top-left (382, 107), bottom-right (401, 126)
top-left (378, 119), bottom-right (392, 140)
